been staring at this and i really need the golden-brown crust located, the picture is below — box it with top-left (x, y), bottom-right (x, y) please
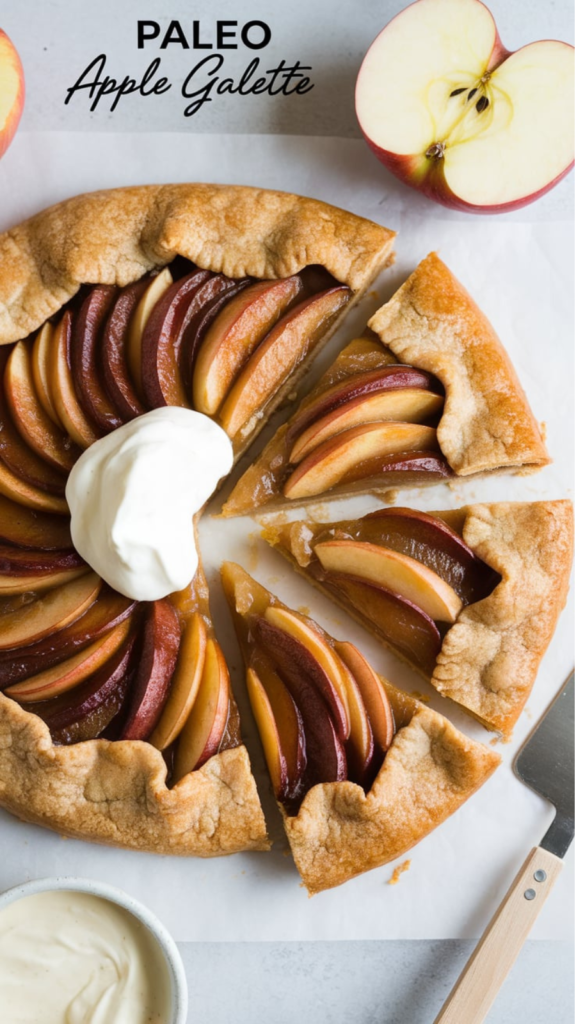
top-left (369, 253), bottom-right (549, 475)
top-left (0, 184), bottom-right (395, 345)
top-left (432, 500), bottom-right (574, 736)
top-left (265, 501), bottom-right (573, 737)
top-left (285, 690), bottom-right (500, 895)
top-left (0, 692), bottom-right (270, 855)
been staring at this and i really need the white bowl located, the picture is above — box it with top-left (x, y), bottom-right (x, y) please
top-left (0, 876), bottom-right (188, 1024)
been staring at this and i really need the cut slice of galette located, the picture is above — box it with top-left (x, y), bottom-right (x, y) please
top-left (223, 252), bottom-right (549, 516)
top-left (222, 561), bottom-right (501, 894)
top-left (262, 500), bottom-right (574, 737)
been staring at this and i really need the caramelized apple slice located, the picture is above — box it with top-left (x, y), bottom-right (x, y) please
top-left (120, 598), bottom-right (181, 740)
top-left (337, 653), bottom-right (375, 787)
top-left (0, 494), bottom-right (72, 550)
top-left (0, 565), bottom-right (87, 595)
top-left (179, 277), bottom-right (249, 387)
top-left (314, 540), bottom-right (462, 622)
top-left (316, 568), bottom-right (441, 676)
top-left (361, 507), bottom-right (501, 604)
top-left (6, 617), bottom-right (132, 702)
top-left (172, 638), bottom-right (230, 780)
top-left (0, 572), bottom-right (101, 651)
top-left (193, 277), bottom-right (303, 415)
top-left (0, 588), bottom-right (134, 687)
top-left (140, 270), bottom-right (212, 409)
top-left (101, 280), bottom-right (148, 420)
top-left (0, 459), bottom-right (68, 514)
top-left (149, 611), bottom-right (207, 750)
top-left (335, 642), bottom-right (395, 753)
top-left (4, 340), bottom-right (78, 471)
top-left (31, 323), bottom-right (63, 426)
top-left (264, 605), bottom-right (350, 738)
top-left (32, 634), bottom-right (136, 745)
top-left (219, 286), bottom-right (352, 438)
top-left (290, 388), bottom-right (444, 463)
top-left (51, 313), bottom-right (100, 448)
top-left (71, 286), bottom-right (123, 432)
top-left (0, 544), bottom-right (83, 576)
top-left (254, 616), bottom-right (347, 787)
top-left (284, 422), bottom-right (439, 500)
top-left (128, 268), bottom-right (174, 399)
top-left (0, 363), bottom-right (66, 495)
top-left (341, 449), bottom-right (452, 486)
top-left (247, 655), bottom-right (306, 804)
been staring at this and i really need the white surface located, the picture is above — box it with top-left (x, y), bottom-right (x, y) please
top-left (0, 131), bottom-right (572, 944)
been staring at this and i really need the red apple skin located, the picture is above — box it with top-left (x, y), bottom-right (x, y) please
top-left (120, 599), bottom-right (181, 741)
top-left (356, 1), bottom-right (574, 214)
top-left (0, 30), bottom-right (25, 160)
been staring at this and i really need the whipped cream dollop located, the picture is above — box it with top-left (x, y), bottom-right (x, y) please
top-left (0, 890), bottom-right (171, 1024)
top-left (66, 407), bottom-right (233, 601)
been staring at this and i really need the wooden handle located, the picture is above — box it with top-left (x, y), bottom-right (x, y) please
top-left (434, 846), bottom-right (563, 1024)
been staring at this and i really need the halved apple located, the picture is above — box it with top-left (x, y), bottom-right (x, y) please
top-left (0, 565), bottom-right (87, 596)
top-left (219, 286), bottom-right (352, 438)
top-left (50, 313), bottom-right (100, 448)
top-left (4, 340), bottom-right (78, 471)
top-left (128, 268), bottom-right (174, 399)
top-left (193, 277), bottom-right (303, 415)
top-left (6, 616), bottom-right (132, 702)
top-left (101, 280), bottom-right (148, 420)
top-left (120, 598), bottom-right (181, 741)
top-left (172, 638), bottom-right (230, 781)
top-left (71, 286), bottom-right (123, 432)
top-left (290, 388), bottom-right (443, 463)
top-left (0, 29), bottom-right (24, 160)
top-left (264, 605), bottom-right (350, 738)
top-left (246, 661), bottom-right (306, 804)
top-left (335, 642), bottom-right (395, 753)
top-left (0, 458), bottom-right (68, 514)
top-left (32, 324), bottom-right (62, 426)
top-left (149, 611), bottom-right (207, 750)
top-left (0, 572), bottom-right (101, 651)
top-left (314, 540), bottom-right (462, 622)
top-left (0, 494), bottom-right (72, 550)
top-left (356, 0), bottom-right (575, 213)
top-left (284, 422), bottom-right (439, 500)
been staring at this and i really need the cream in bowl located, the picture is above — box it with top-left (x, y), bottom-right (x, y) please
top-left (0, 878), bottom-right (187, 1023)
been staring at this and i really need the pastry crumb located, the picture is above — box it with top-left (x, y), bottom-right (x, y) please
top-left (388, 860), bottom-right (411, 885)
top-left (490, 736), bottom-right (499, 746)
top-left (411, 690), bottom-right (430, 704)
top-left (539, 421), bottom-right (547, 442)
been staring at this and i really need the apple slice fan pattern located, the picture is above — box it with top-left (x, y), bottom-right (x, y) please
top-left (222, 562), bottom-right (501, 894)
top-left (223, 253), bottom-right (550, 515)
top-left (0, 184), bottom-right (395, 855)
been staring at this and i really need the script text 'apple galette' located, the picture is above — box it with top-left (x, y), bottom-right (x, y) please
top-left (222, 562), bottom-right (501, 893)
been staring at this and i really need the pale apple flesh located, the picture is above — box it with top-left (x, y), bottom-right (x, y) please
top-left (0, 572), bottom-right (101, 652)
top-left (172, 638), bottom-right (231, 781)
top-left (0, 493), bottom-right (72, 550)
top-left (0, 30), bottom-right (25, 160)
top-left (356, 0), bottom-right (575, 212)
top-left (149, 611), bottom-right (207, 750)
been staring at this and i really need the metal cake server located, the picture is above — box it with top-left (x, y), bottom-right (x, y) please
top-left (435, 671), bottom-right (574, 1024)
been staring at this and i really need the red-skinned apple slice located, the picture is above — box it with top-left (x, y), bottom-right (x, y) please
top-left (219, 286), bottom-right (352, 438)
top-left (172, 638), bottom-right (230, 780)
top-left (149, 611), bottom-right (207, 750)
top-left (193, 277), bottom-right (303, 415)
top-left (0, 356), bottom-right (67, 495)
top-left (263, 605), bottom-right (350, 738)
top-left (140, 270), bottom-right (212, 409)
top-left (254, 615), bottom-right (347, 787)
top-left (0, 494), bottom-right (72, 550)
top-left (0, 30), bottom-right (24, 160)
top-left (4, 340), bottom-right (79, 471)
top-left (6, 617), bottom-right (132, 702)
top-left (71, 286), bottom-right (123, 432)
top-left (101, 280), bottom-right (148, 420)
top-left (0, 544), bottom-right (83, 577)
top-left (179, 277), bottom-right (251, 388)
top-left (128, 269), bottom-right (174, 400)
top-left (339, 449), bottom-right (452, 486)
top-left (120, 598), bottom-right (181, 741)
top-left (0, 458), bottom-right (69, 514)
top-left (0, 572), bottom-right (101, 652)
top-left (0, 588), bottom-right (134, 687)
top-left (32, 324), bottom-right (63, 426)
top-left (50, 313), bottom-right (100, 448)
top-left (290, 388), bottom-right (444, 463)
top-left (356, 0), bottom-right (575, 213)
top-left (0, 565), bottom-right (87, 595)
top-left (314, 539), bottom-right (462, 622)
top-left (284, 422), bottom-right (439, 500)
top-left (336, 653), bottom-right (375, 786)
top-left (335, 642), bottom-right (395, 753)
top-left (247, 656), bottom-right (306, 804)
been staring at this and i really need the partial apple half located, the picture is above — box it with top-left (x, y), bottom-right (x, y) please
top-left (356, 0), bottom-right (575, 212)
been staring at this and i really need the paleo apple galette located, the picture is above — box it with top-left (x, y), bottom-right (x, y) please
top-left (222, 562), bottom-right (501, 894)
top-left (223, 252), bottom-right (550, 515)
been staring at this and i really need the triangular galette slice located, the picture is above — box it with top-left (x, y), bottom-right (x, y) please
top-left (222, 253), bottom-right (549, 516)
top-left (262, 500), bottom-right (574, 737)
top-left (222, 562), bottom-right (500, 894)
top-left (0, 534), bottom-right (269, 855)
